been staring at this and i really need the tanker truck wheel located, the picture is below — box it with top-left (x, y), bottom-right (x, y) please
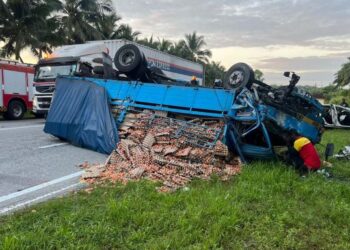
top-left (114, 44), bottom-right (142, 73)
top-left (224, 63), bottom-right (255, 91)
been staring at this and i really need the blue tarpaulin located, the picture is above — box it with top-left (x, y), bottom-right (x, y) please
top-left (44, 77), bottom-right (118, 154)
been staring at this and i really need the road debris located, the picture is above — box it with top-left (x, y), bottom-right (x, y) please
top-left (334, 146), bottom-right (350, 160)
top-left (81, 112), bottom-right (241, 192)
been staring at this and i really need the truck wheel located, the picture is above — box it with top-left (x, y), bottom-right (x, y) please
top-left (224, 63), bottom-right (255, 90)
top-left (114, 44), bottom-right (142, 73)
top-left (6, 100), bottom-right (25, 120)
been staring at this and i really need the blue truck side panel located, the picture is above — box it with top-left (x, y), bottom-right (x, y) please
top-left (90, 78), bottom-right (235, 118)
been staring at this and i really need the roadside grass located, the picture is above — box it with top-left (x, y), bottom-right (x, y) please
top-left (1, 130), bottom-right (350, 249)
top-left (319, 129), bottom-right (350, 180)
top-left (23, 111), bottom-right (35, 119)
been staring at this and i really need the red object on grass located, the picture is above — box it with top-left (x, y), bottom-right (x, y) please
top-left (294, 137), bottom-right (321, 170)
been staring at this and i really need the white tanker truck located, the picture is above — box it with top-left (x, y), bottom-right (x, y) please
top-left (32, 39), bottom-right (204, 116)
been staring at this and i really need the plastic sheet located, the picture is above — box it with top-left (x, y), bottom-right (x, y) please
top-left (44, 77), bottom-right (118, 154)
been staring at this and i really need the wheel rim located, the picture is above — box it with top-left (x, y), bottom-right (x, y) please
top-left (12, 104), bottom-right (23, 117)
top-left (119, 49), bottom-right (136, 67)
top-left (229, 70), bottom-right (244, 87)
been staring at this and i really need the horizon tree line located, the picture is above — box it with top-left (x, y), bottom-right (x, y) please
top-left (0, 0), bottom-right (213, 65)
top-left (0, 0), bottom-right (348, 86)
top-left (0, 0), bottom-right (225, 85)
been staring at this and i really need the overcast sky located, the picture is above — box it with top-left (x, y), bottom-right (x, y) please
top-left (114, 0), bottom-right (350, 86)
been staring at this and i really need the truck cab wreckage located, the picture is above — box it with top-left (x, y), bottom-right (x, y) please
top-left (44, 43), bottom-right (324, 163)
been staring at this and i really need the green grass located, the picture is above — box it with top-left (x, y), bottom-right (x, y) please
top-left (23, 111), bottom-right (36, 119)
top-left (1, 130), bottom-right (350, 249)
top-left (319, 129), bottom-right (350, 180)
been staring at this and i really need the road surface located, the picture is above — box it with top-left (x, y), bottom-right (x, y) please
top-left (0, 119), bottom-right (107, 215)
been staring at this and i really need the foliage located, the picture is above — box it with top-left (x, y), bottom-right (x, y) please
top-left (309, 85), bottom-right (350, 105)
top-left (0, 0), bottom-right (116, 59)
top-left (254, 69), bottom-right (264, 81)
top-left (182, 32), bottom-right (212, 64)
top-left (113, 24), bottom-right (141, 42)
top-left (60, 0), bottom-right (114, 44)
top-left (0, 0), bottom-right (214, 69)
top-left (138, 37), bottom-right (173, 52)
top-left (298, 85), bottom-right (327, 99)
top-left (95, 12), bottom-right (121, 40)
top-left (0, 2), bottom-right (216, 79)
top-left (157, 38), bottom-right (173, 53)
top-left (168, 40), bottom-right (193, 60)
top-left (334, 58), bottom-right (350, 87)
top-left (327, 89), bottom-right (350, 105)
top-left (205, 61), bottom-right (226, 86)
top-left (1, 130), bottom-right (350, 249)
top-left (0, 0), bottom-right (62, 62)
top-left (297, 84), bottom-right (350, 105)
top-left (138, 36), bottom-right (159, 49)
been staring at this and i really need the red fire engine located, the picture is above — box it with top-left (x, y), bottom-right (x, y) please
top-left (0, 59), bottom-right (35, 120)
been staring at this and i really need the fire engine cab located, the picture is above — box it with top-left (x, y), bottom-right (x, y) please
top-left (0, 59), bottom-right (35, 120)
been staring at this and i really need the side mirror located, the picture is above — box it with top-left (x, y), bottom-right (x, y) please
top-left (283, 72), bottom-right (291, 78)
top-left (325, 143), bottom-right (334, 161)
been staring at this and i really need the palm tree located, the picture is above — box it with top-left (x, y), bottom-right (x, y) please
top-left (96, 12), bottom-right (122, 40)
top-left (334, 58), bottom-right (350, 87)
top-left (139, 37), bottom-right (172, 52)
top-left (183, 32), bottom-right (212, 63)
top-left (31, 17), bottom-right (63, 59)
top-left (205, 61), bottom-right (226, 86)
top-left (114, 24), bottom-right (141, 41)
top-left (138, 36), bottom-right (159, 49)
top-left (169, 40), bottom-right (192, 60)
top-left (59, 0), bottom-right (113, 44)
top-left (0, 0), bottom-right (10, 21)
top-left (158, 38), bottom-right (172, 52)
top-left (0, 0), bottom-right (62, 62)
top-left (254, 69), bottom-right (265, 82)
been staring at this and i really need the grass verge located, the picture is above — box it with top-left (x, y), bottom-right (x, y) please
top-left (0, 130), bottom-right (350, 249)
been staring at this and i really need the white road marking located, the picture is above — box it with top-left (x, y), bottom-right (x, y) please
top-left (38, 143), bottom-right (68, 149)
top-left (0, 124), bottom-right (44, 131)
top-left (0, 183), bottom-right (82, 215)
top-left (0, 171), bottom-right (83, 204)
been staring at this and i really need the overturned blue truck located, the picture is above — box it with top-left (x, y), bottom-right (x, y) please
top-left (44, 44), bottom-right (324, 163)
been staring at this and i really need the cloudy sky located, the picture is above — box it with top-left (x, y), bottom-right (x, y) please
top-left (114, 0), bottom-right (350, 85)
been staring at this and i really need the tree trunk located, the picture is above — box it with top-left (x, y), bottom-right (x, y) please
top-left (18, 56), bottom-right (24, 63)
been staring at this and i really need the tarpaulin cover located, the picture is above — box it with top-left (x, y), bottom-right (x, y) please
top-left (44, 77), bottom-right (118, 154)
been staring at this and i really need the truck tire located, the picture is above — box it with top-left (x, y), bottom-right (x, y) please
top-left (6, 100), bottom-right (25, 120)
top-left (224, 63), bottom-right (255, 90)
top-left (114, 44), bottom-right (142, 73)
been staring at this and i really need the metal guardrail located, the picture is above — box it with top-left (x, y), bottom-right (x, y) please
top-left (0, 58), bottom-right (35, 67)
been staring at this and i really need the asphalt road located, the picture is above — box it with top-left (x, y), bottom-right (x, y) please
top-left (0, 119), bottom-right (107, 214)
